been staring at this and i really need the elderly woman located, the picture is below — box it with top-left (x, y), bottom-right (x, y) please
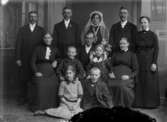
top-left (81, 11), bottom-right (109, 46)
top-left (108, 37), bottom-right (138, 107)
top-left (134, 16), bottom-right (160, 108)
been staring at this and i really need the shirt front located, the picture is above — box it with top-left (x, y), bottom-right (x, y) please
top-left (64, 19), bottom-right (70, 29)
top-left (29, 23), bottom-right (36, 32)
top-left (85, 45), bottom-right (92, 54)
top-left (121, 20), bottom-right (127, 28)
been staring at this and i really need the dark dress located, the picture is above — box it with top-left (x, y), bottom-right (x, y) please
top-left (109, 21), bottom-right (137, 52)
top-left (108, 50), bottom-right (138, 107)
top-left (53, 20), bottom-right (81, 57)
top-left (134, 30), bottom-right (160, 108)
top-left (83, 79), bottom-right (113, 110)
top-left (31, 45), bottom-right (60, 110)
top-left (15, 24), bottom-right (45, 102)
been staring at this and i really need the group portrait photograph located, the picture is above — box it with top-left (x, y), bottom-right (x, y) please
top-left (0, 0), bottom-right (167, 121)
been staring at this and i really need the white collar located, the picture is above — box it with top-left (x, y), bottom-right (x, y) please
top-left (145, 28), bottom-right (150, 31)
top-left (85, 45), bottom-right (92, 53)
top-left (121, 20), bottom-right (127, 28)
top-left (29, 23), bottom-right (36, 32)
top-left (64, 19), bottom-right (70, 24)
top-left (121, 48), bottom-right (128, 52)
top-left (64, 19), bottom-right (70, 28)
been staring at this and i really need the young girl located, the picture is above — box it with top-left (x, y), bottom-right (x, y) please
top-left (31, 32), bottom-right (60, 115)
top-left (45, 64), bottom-right (83, 121)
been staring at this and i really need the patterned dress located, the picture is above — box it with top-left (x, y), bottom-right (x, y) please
top-left (45, 80), bottom-right (83, 120)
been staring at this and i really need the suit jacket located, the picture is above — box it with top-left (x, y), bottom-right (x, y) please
top-left (79, 45), bottom-right (94, 70)
top-left (53, 20), bottom-right (81, 57)
top-left (109, 21), bottom-right (137, 52)
top-left (15, 24), bottom-right (45, 80)
top-left (83, 79), bottom-right (113, 109)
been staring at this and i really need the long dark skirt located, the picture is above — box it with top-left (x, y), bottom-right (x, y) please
top-left (133, 50), bottom-right (160, 108)
top-left (31, 63), bottom-right (59, 111)
top-left (133, 70), bottom-right (160, 108)
top-left (108, 79), bottom-right (134, 107)
top-left (107, 65), bottom-right (134, 107)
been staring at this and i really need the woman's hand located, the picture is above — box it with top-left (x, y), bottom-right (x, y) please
top-left (16, 60), bottom-right (22, 67)
top-left (52, 60), bottom-right (57, 68)
top-left (121, 75), bottom-right (130, 80)
top-left (35, 72), bottom-right (43, 77)
top-left (109, 72), bottom-right (115, 79)
top-left (150, 63), bottom-right (157, 72)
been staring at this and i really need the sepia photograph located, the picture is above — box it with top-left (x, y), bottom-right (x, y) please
top-left (0, 0), bottom-right (167, 122)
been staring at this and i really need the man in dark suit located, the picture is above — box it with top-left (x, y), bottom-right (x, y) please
top-left (53, 6), bottom-right (81, 58)
top-left (79, 32), bottom-right (95, 70)
top-left (109, 6), bottom-right (137, 53)
top-left (15, 11), bottom-right (45, 105)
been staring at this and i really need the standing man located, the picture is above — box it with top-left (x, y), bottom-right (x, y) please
top-left (53, 6), bottom-right (81, 58)
top-left (15, 11), bottom-right (45, 105)
top-left (109, 6), bottom-right (137, 52)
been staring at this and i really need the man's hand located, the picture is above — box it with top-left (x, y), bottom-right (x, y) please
top-left (121, 75), bottom-right (130, 80)
top-left (35, 72), bottom-right (43, 77)
top-left (109, 72), bottom-right (115, 79)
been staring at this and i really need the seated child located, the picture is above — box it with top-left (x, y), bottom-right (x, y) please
top-left (87, 44), bottom-right (109, 80)
top-left (45, 64), bottom-right (83, 121)
top-left (57, 46), bottom-right (85, 81)
top-left (83, 67), bottom-right (113, 110)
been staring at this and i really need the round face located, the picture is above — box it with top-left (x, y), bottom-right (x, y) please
top-left (90, 69), bottom-right (101, 83)
top-left (95, 46), bottom-right (104, 57)
top-left (119, 9), bottom-right (128, 22)
top-left (43, 34), bottom-right (52, 46)
top-left (120, 38), bottom-right (129, 51)
top-left (67, 47), bottom-right (77, 59)
top-left (140, 18), bottom-right (149, 30)
top-left (85, 33), bottom-right (95, 46)
top-left (91, 14), bottom-right (101, 26)
top-left (63, 8), bottom-right (72, 20)
top-left (29, 12), bottom-right (38, 24)
top-left (66, 69), bottom-right (75, 82)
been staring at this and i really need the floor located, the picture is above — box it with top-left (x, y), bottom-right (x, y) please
top-left (0, 98), bottom-right (167, 122)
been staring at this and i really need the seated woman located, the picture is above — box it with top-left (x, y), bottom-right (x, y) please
top-left (81, 11), bottom-right (109, 46)
top-left (45, 64), bottom-right (83, 121)
top-left (108, 37), bottom-right (138, 107)
top-left (83, 67), bottom-right (113, 110)
top-left (31, 32), bottom-right (60, 115)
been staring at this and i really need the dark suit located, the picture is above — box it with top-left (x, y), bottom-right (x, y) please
top-left (15, 24), bottom-right (45, 102)
top-left (109, 21), bottom-right (137, 52)
top-left (83, 79), bottom-right (113, 109)
top-left (79, 45), bottom-right (94, 70)
top-left (53, 20), bottom-right (81, 57)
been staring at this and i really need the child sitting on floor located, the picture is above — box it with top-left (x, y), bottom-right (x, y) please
top-left (45, 64), bottom-right (83, 121)
top-left (83, 66), bottom-right (113, 110)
